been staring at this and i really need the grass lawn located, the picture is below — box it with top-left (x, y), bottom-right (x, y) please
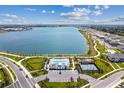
top-left (79, 30), bottom-right (97, 56)
top-left (0, 53), bottom-right (23, 61)
top-left (30, 70), bottom-right (48, 78)
top-left (38, 78), bottom-right (89, 88)
top-left (100, 68), bottom-right (124, 80)
top-left (0, 69), bottom-right (4, 81)
top-left (21, 57), bottom-right (47, 71)
top-left (116, 63), bottom-right (124, 68)
top-left (84, 58), bottom-right (113, 78)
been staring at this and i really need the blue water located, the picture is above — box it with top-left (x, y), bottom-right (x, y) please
top-left (0, 27), bottom-right (88, 54)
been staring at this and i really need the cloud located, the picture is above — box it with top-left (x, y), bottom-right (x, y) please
top-left (60, 7), bottom-right (91, 20)
top-left (92, 10), bottom-right (102, 16)
top-left (61, 12), bottom-right (81, 17)
top-left (62, 5), bottom-right (74, 7)
top-left (24, 8), bottom-right (55, 14)
top-left (0, 14), bottom-right (18, 19)
top-left (94, 5), bottom-right (109, 10)
top-left (111, 16), bottom-right (124, 22)
top-left (0, 18), bottom-right (27, 24)
top-left (41, 10), bottom-right (55, 14)
top-left (0, 14), bottom-right (27, 24)
top-left (68, 16), bottom-right (90, 21)
top-left (104, 5), bottom-right (109, 9)
top-left (95, 5), bottom-right (100, 10)
top-left (24, 8), bottom-right (37, 12)
top-left (73, 8), bottom-right (91, 14)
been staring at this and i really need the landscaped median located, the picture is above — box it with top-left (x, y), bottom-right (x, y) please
top-left (38, 78), bottom-right (89, 88)
top-left (21, 57), bottom-right (48, 77)
top-left (0, 52), bottom-right (23, 61)
top-left (0, 62), bottom-right (14, 88)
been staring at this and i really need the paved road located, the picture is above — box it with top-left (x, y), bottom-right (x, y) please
top-left (79, 74), bottom-right (100, 86)
top-left (6, 81), bottom-right (21, 88)
top-left (0, 56), bottom-right (33, 88)
top-left (92, 70), bottom-right (124, 88)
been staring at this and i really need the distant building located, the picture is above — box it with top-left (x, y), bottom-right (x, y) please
top-left (108, 53), bottom-right (124, 62)
top-left (117, 45), bottom-right (124, 52)
top-left (108, 41), bottom-right (120, 47)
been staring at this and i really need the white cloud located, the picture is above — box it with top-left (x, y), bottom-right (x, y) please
top-left (92, 10), bottom-right (102, 16)
top-left (60, 7), bottom-right (91, 20)
top-left (41, 10), bottom-right (55, 14)
top-left (95, 5), bottom-right (100, 10)
top-left (0, 14), bottom-right (18, 19)
top-left (104, 5), bottom-right (109, 9)
top-left (62, 5), bottom-right (74, 7)
top-left (0, 18), bottom-right (27, 24)
top-left (24, 8), bottom-right (37, 12)
top-left (73, 8), bottom-right (91, 14)
top-left (61, 12), bottom-right (82, 17)
top-left (25, 8), bottom-right (55, 14)
top-left (69, 16), bottom-right (90, 21)
top-left (111, 16), bottom-right (124, 22)
top-left (51, 10), bottom-right (55, 14)
top-left (0, 14), bottom-right (27, 24)
top-left (41, 10), bottom-right (46, 13)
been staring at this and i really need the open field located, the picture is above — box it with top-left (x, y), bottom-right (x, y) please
top-left (21, 57), bottom-right (48, 77)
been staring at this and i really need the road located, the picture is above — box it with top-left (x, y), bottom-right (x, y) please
top-left (92, 70), bottom-right (124, 88)
top-left (0, 56), bottom-right (33, 88)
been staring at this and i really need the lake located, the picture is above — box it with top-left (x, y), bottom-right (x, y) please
top-left (0, 27), bottom-right (88, 54)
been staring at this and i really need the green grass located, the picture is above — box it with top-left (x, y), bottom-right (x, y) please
top-left (0, 68), bottom-right (13, 87)
top-left (21, 57), bottom-right (47, 71)
top-left (38, 78), bottom-right (89, 88)
top-left (101, 68), bottom-right (124, 80)
top-left (116, 63), bottom-right (124, 68)
top-left (7, 67), bottom-right (16, 80)
top-left (30, 70), bottom-right (48, 77)
top-left (0, 69), bottom-right (4, 81)
top-left (0, 53), bottom-right (23, 61)
top-left (121, 76), bottom-right (124, 80)
top-left (75, 40), bottom-right (115, 78)
top-left (96, 40), bottom-right (106, 54)
top-left (112, 48), bottom-right (123, 54)
top-left (79, 31), bottom-right (97, 56)
top-left (77, 58), bottom-right (114, 78)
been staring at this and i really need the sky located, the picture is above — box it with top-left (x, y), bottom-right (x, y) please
top-left (0, 5), bottom-right (124, 24)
